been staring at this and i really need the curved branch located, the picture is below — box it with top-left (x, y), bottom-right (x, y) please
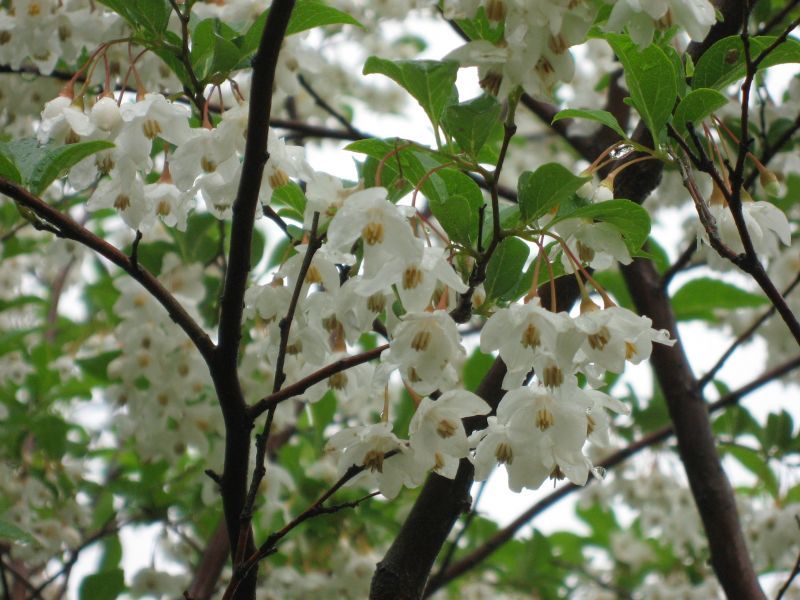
top-left (0, 178), bottom-right (215, 361)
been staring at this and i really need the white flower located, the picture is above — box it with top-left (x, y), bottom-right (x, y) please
top-left (480, 299), bottom-right (582, 389)
top-left (325, 423), bottom-right (424, 499)
top-left (117, 94), bottom-right (192, 169)
top-left (574, 304), bottom-right (674, 374)
top-left (409, 390), bottom-right (490, 476)
top-left (356, 245), bottom-right (468, 313)
top-left (386, 310), bottom-right (465, 394)
top-left (707, 200), bottom-right (792, 259)
top-left (326, 187), bottom-right (418, 264)
top-left (144, 182), bottom-right (192, 231)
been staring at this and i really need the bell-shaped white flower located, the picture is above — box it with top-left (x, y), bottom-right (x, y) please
top-left (409, 390), bottom-right (490, 475)
top-left (386, 310), bottom-right (465, 395)
top-left (326, 187), bottom-right (418, 264)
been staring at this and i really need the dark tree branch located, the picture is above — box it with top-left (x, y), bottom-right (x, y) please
top-left (208, 3), bottom-right (296, 599)
top-left (248, 343), bottom-right (389, 419)
top-left (699, 271), bottom-right (800, 388)
top-left (0, 179), bottom-right (215, 361)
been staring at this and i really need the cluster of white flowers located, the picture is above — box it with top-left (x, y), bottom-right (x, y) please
top-left (0, 460), bottom-right (90, 565)
top-left (106, 255), bottom-right (221, 462)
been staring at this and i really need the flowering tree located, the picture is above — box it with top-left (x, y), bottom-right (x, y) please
top-left (0, 0), bottom-right (799, 598)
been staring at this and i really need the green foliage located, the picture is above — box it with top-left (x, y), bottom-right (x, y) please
top-left (672, 88), bottom-right (728, 135)
top-left (362, 58), bottom-right (459, 130)
top-left (604, 34), bottom-right (678, 144)
top-left (78, 568), bottom-right (126, 600)
top-left (692, 35), bottom-right (800, 90)
top-left (484, 236), bottom-right (529, 301)
top-left (0, 138), bottom-right (115, 196)
top-left (551, 108), bottom-right (628, 139)
top-left (671, 277), bottom-right (768, 321)
top-left (517, 163), bottom-right (591, 223)
top-left (421, 168), bottom-right (483, 247)
top-left (442, 94), bottom-right (503, 158)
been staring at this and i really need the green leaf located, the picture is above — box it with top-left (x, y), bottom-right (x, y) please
top-left (724, 444), bottom-right (779, 497)
top-left (191, 19), bottom-right (243, 83)
top-left (241, 1), bottom-right (363, 56)
top-left (422, 169), bottom-right (483, 246)
top-left (0, 520), bottom-right (35, 544)
top-left (462, 348), bottom-right (495, 391)
top-left (28, 140), bottom-right (115, 196)
top-left (517, 163), bottom-right (590, 223)
top-left (671, 278), bottom-right (768, 321)
top-left (345, 138), bottom-right (444, 201)
top-left (286, 0), bottom-right (363, 34)
top-left (0, 151), bottom-right (21, 183)
top-left (551, 199), bottom-right (651, 254)
top-left (363, 58), bottom-right (459, 128)
top-left (605, 33), bottom-right (678, 143)
top-left (672, 88), bottom-right (728, 134)
top-left (692, 35), bottom-right (800, 90)
top-left (455, 7), bottom-right (504, 44)
top-left (97, 0), bottom-right (169, 35)
top-left (442, 94), bottom-right (502, 158)
top-left (79, 568), bottom-right (125, 600)
top-left (484, 236), bottom-right (529, 301)
top-left (271, 181), bottom-right (307, 223)
top-left (551, 108), bottom-right (627, 139)
top-left (0, 138), bottom-right (45, 184)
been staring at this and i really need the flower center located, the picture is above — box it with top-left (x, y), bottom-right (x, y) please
top-left (362, 221), bottom-right (384, 245)
top-left (367, 293), bottom-right (386, 313)
top-left (520, 324), bottom-right (541, 348)
top-left (536, 408), bottom-right (554, 431)
top-left (411, 329), bottom-right (432, 351)
top-left (114, 194), bottom-right (131, 211)
top-left (305, 264), bottom-right (323, 284)
top-left (625, 341), bottom-right (637, 360)
top-left (364, 450), bottom-right (384, 473)
top-left (542, 365), bottom-right (563, 388)
top-left (268, 168), bottom-right (289, 189)
top-left (201, 156), bottom-right (217, 173)
top-left (142, 118), bottom-right (162, 140)
top-left (403, 266), bottom-right (423, 290)
top-left (495, 442), bottom-right (513, 465)
top-left (156, 199), bottom-right (171, 216)
top-left (588, 326), bottom-right (611, 350)
top-left (577, 241), bottom-right (595, 263)
top-left (436, 419), bottom-right (458, 439)
top-left (328, 372), bottom-right (348, 390)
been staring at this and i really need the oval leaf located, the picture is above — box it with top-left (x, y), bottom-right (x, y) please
top-left (484, 236), bottom-right (529, 301)
top-left (518, 163), bottom-right (589, 223)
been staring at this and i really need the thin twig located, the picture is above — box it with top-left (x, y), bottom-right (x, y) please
top-left (233, 212), bottom-right (321, 568)
top-left (297, 74), bottom-right (364, 137)
top-left (248, 343), bottom-right (389, 418)
top-left (224, 466), bottom-right (374, 599)
top-left (699, 271), bottom-right (800, 388)
top-left (0, 178), bottom-right (215, 362)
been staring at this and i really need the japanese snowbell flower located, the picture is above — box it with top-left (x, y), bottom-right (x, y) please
top-left (117, 94), bottom-right (192, 170)
top-left (409, 390), bottom-right (490, 477)
top-left (38, 95), bottom-right (93, 144)
top-left (480, 299), bottom-right (582, 389)
top-left (87, 159), bottom-right (150, 230)
top-left (709, 200), bottom-right (791, 259)
top-left (555, 218), bottom-right (632, 273)
top-left (481, 383), bottom-right (595, 488)
top-left (386, 310), bottom-right (465, 395)
top-left (575, 303), bottom-right (674, 374)
top-left (356, 244), bottom-right (468, 313)
top-left (144, 181), bottom-right (192, 231)
top-left (170, 126), bottom-right (240, 192)
top-left (605, 0), bottom-right (716, 47)
top-left (325, 423), bottom-right (424, 499)
top-left (326, 187), bottom-right (418, 264)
